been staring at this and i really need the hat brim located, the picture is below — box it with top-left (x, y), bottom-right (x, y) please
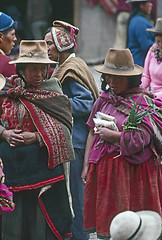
top-left (110, 211), bottom-right (161, 240)
top-left (94, 64), bottom-right (143, 76)
top-left (0, 74), bottom-right (6, 90)
top-left (9, 57), bottom-right (57, 65)
top-left (126, 0), bottom-right (148, 3)
top-left (136, 211), bottom-right (162, 240)
top-left (147, 28), bottom-right (162, 34)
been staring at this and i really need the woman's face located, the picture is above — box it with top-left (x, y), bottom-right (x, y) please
top-left (139, 1), bottom-right (152, 15)
top-left (105, 74), bottom-right (128, 95)
top-left (0, 29), bottom-right (17, 54)
top-left (22, 64), bottom-right (47, 88)
top-left (155, 35), bottom-right (162, 52)
top-left (44, 32), bottom-right (59, 62)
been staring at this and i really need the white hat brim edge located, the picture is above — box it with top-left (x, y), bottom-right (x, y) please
top-left (136, 210), bottom-right (162, 240)
top-left (147, 28), bottom-right (162, 34)
top-left (0, 74), bottom-right (6, 90)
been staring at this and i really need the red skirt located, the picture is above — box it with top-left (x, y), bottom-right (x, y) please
top-left (83, 153), bottom-right (162, 238)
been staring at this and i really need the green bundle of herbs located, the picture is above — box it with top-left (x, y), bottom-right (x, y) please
top-left (123, 96), bottom-right (161, 132)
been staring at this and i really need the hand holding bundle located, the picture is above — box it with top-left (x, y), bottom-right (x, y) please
top-left (93, 112), bottom-right (119, 132)
top-left (93, 112), bottom-right (119, 147)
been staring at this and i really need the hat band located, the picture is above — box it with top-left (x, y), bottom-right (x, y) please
top-left (20, 51), bottom-right (47, 59)
top-left (104, 63), bottom-right (134, 72)
top-left (127, 218), bottom-right (142, 240)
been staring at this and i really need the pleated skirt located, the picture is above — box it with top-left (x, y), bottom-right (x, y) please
top-left (83, 153), bottom-right (162, 238)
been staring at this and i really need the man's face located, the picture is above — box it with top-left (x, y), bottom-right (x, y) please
top-left (44, 32), bottom-right (59, 62)
top-left (0, 28), bottom-right (17, 54)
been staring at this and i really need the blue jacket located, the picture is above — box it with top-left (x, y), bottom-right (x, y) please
top-left (128, 14), bottom-right (155, 66)
top-left (62, 78), bottom-right (94, 149)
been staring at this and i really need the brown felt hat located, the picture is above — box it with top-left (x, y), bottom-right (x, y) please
top-left (9, 40), bottom-right (57, 65)
top-left (0, 74), bottom-right (6, 90)
top-left (147, 18), bottom-right (162, 34)
top-left (94, 48), bottom-right (143, 76)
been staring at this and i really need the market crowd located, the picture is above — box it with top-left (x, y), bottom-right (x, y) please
top-left (0, 0), bottom-right (161, 239)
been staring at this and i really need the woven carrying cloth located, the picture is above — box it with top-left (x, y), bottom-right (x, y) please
top-left (52, 57), bottom-right (99, 101)
top-left (0, 76), bottom-right (74, 169)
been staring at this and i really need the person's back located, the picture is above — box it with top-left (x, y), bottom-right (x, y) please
top-left (126, 0), bottom-right (155, 66)
top-left (0, 12), bottom-right (17, 77)
top-left (128, 13), bottom-right (154, 65)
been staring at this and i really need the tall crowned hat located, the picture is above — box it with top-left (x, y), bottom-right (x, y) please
top-left (94, 48), bottom-right (143, 76)
top-left (9, 40), bottom-right (57, 65)
top-left (147, 18), bottom-right (162, 34)
top-left (51, 20), bottom-right (79, 52)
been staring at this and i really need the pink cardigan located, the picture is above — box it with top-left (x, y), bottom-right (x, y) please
top-left (140, 44), bottom-right (162, 98)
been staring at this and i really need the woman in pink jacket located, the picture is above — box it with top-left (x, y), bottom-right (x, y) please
top-left (141, 18), bottom-right (162, 98)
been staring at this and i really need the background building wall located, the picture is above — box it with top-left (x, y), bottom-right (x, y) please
top-left (76, 0), bottom-right (162, 64)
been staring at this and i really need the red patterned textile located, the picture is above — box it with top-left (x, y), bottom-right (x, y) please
top-left (86, 0), bottom-right (118, 14)
top-left (1, 75), bottom-right (73, 169)
top-left (1, 97), bottom-right (36, 132)
top-left (84, 153), bottom-right (162, 238)
top-left (20, 98), bottom-right (71, 169)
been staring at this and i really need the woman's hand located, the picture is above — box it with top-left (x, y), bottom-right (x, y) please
top-left (21, 132), bottom-right (37, 145)
top-left (95, 127), bottom-right (121, 145)
top-left (81, 164), bottom-right (89, 184)
top-left (2, 130), bottom-right (37, 147)
top-left (2, 129), bottom-right (24, 147)
top-left (81, 129), bottom-right (94, 184)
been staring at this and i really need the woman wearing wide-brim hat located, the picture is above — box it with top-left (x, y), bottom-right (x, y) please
top-left (126, 0), bottom-right (155, 66)
top-left (0, 40), bottom-right (75, 240)
top-left (81, 48), bottom-right (162, 239)
top-left (140, 18), bottom-right (162, 98)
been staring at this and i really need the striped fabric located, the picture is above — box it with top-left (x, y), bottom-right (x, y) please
top-left (100, 0), bottom-right (118, 14)
top-left (86, 0), bottom-right (118, 14)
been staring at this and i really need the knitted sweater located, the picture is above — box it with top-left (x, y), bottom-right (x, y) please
top-left (141, 44), bottom-right (162, 98)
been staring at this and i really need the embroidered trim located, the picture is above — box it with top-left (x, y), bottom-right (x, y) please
top-left (8, 175), bottom-right (64, 192)
top-left (151, 44), bottom-right (162, 63)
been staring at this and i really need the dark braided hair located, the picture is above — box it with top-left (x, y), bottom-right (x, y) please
top-left (16, 63), bottom-right (29, 87)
